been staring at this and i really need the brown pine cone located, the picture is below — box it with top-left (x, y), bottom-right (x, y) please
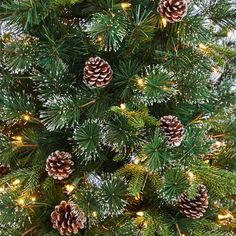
top-left (46, 151), bottom-right (74, 180)
top-left (178, 185), bottom-right (209, 219)
top-left (51, 201), bottom-right (85, 235)
top-left (0, 163), bottom-right (10, 177)
top-left (83, 56), bottom-right (113, 88)
top-left (157, 0), bottom-right (188, 23)
top-left (160, 115), bottom-right (184, 147)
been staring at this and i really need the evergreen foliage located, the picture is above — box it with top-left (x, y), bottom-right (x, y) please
top-left (0, 0), bottom-right (235, 235)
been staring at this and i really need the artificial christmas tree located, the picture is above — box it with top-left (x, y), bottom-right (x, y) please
top-left (0, 0), bottom-right (235, 235)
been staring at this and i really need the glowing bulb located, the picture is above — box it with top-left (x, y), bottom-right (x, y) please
top-left (218, 213), bottom-right (234, 220)
top-left (65, 184), bottom-right (75, 195)
top-left (199, 43), bottom-right (208, 51)
top-left (143, 221), bottom-right (148, 228)
top-left (31, 197), bottom-right (36, 202)
top-left (17, 198), bottom-right (25, 206)
top-left (227, 31), bottom-right (233, 38)
top-left (12, 136), bottom-right (23, 145)
top-left (0, 186), bottom-right (5, 192)
top-left (136, 211), bottom-right (144, 217)
top-left (97, 36), bottom-right (103, 42)
top-left (120, 103), bottom-right (126, 110)
top-left (212, 67), bottom-right (219, 73)
top-left (92, 211), bottom-right (97, 217)
top-left (22, 114), bottom-right (31, 121)
top-left (134, 194), bottom-right (141, 200)
top-left (137, 78), bottom-right (145, 88)
top-left (162, 86), bottom-right (169, 91)
top-left (12, 179), bottom-right (20, 185)
top-left (133, 158), bottom-right (140, 165)
top-left (121, 2), bottom-right (131, 10)
top-left (187, 171), bottom-right (194, 181)
top-left (161, 18), bottom-right (167, 28)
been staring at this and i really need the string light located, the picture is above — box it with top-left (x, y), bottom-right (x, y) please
top-left (199, 43), bottom-right (208, 52)
top-left (137, 78), bottom-right (145, 88)
top-left (30, 196), bottom-right (36, 202)
top-left (120, 103), bottom-right (126, 110)
top-left (17, 198), bottom-right (25, 206)
top-left (133, 157), bottom-right (140, 165)
top-left (218, 213), bottom-right (234, 220)
top-left (97, 36), bottom-right (103, 42)
top-left (65, 184), bottom-right (75, 195)
top-left (22, 114), bottom-right (31, 121)
top-left (121, 2), bottom-right (131, 10)
top-left (143, 221), bottom-right (148, 228)
top-left (12, 179), bottom-right (21, 186)
top-left (162, 86), bottom-right (169, 91)
top-left (187, 171), bottom-right (195, 181)
top-left (227, 31), bottom-right (233, 38)
top-left (136, 211), bottom-right (144, 217)
top-left (0, 186), bottom-right (5, 193)
top-left (92, 211), bottom-right (97, 217)
top-left (161, 18), bottom-right (167, 28)
top-left (12, 136), bottom-right (23, 145)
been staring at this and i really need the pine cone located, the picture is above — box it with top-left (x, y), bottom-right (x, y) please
top-left (83, 56), bottom-right (113, 88)
top-left (157, 0), bottom-right (188, 23)
top-left (46, 151), bottom-right (74, 180)
top-left (0, 163), bottom-right (10, 177)
top-left (51, 201), bottom-right (85, 235)
top-left (178, 185), bottom-right (209, 219)
top-left (160, 115), bottom-right (184, 147)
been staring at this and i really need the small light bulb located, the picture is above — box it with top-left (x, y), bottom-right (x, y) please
top-left (120, 103), bottom-right (126, 110)
top-left (65, 184), bottom-right (75, 194)
top-left (161, 18), bottom-right (167, 28)
top-left (121, 2), bottom-right (131, 10)
top-left (22, 114), bottom-right (31, 121)
top-left (187, 171), bottom-right (194, 181)
top-left (162, 86), bottom-right (169, 91)
top-left (137, 78), bottom-right (145, 88)
top-left (136, 211), bottom-right (144, 217)
top-left (212, 67), bottom-right (220, 73)
top-left (199, 43), bottom-right (208, 51)
top-left (227, 31), bottom-right (233, 38)
top-left (97, 36), bottom-right (103, 42)
top-left (92, 211), bottom-right (97, 217)
top-left (12, 179), bottom-right (21, 185)
top-left (12, 136), bottom-right (23, 145)
top-left (0, 186), bottom-right (5, 192)
top-left (17, 198), bottom-right (25, 206)
top-left (143, 221), bottom-right (148, 228)
top-left (133, 158), bottom-right (140, 165)
top-left (218, 213), bottom-right (234, 220)
top-left (31, 197), bottom-right (36, 202)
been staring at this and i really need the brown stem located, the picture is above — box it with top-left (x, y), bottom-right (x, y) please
top-left (175, 223), bottom-right (182, 236)
top-left (210, 133), bottom-right (226, 138)
top-left (191, 112), bottom-right (204, 123)
top-left (21, 225), bottom-right (39, 236)
top-left (79, 99), bottom-right (97, 109)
